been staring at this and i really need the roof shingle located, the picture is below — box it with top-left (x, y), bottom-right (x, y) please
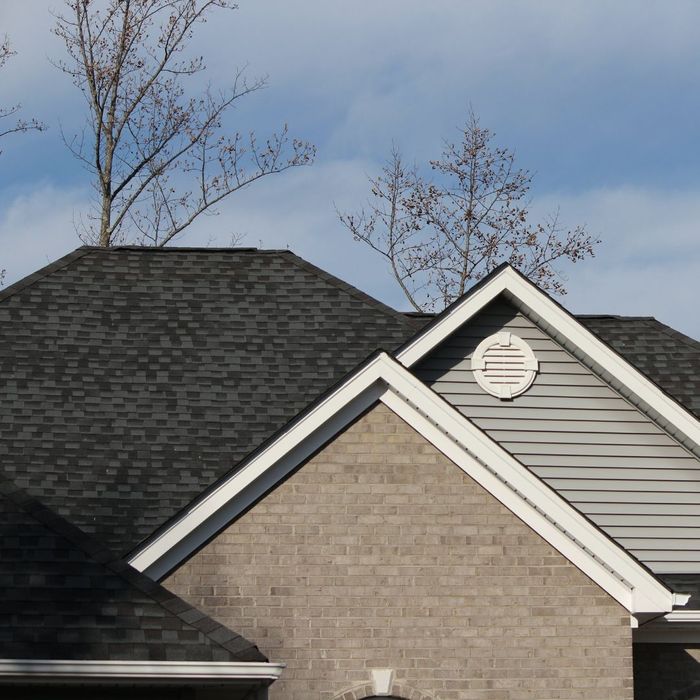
top-left (0, 247), bottom-right (696, 561)
top-left (0, 474), bottom-right (265, 662)
top-left (0, 247), bottom-right (419, 555)
top-left (578, 315), bottom-right (700, 420)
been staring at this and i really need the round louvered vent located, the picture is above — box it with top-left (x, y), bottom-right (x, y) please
top-left (470, 331), bottom-right (539, 400)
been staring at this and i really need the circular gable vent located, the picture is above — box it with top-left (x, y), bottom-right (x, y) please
top-left (470, 331), bottom-right (539, 400)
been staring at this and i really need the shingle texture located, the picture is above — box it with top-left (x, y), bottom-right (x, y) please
top-left (0, 247), bottom-right (419, 556)
top-left (578, 315), bottom-right (700, 419)
top-left (0, 474), bottom-right (265, 661)
top-left (0, 247), bottom-right (696, 561)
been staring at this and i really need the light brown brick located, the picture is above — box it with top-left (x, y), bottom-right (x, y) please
top-left (167, 403), bottom-right (633, 699)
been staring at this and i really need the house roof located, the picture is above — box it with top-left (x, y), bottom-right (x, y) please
top-left (0, 474), bottom-right (265, 662)
top-left (127, 351), bottom-right (681, 616)
top-left (0, 247), bottom-right (419, 556)
top-left (408, 310), bottom-right (700, 420)
top-left (0, 247), bottom-right (697, 562)
top-left (578, 315), bottom-right (700, 420)
top-left (396, 264), bottom-right (700, 454)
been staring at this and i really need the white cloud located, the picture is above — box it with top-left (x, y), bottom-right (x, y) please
top-left (0, 183), bottom-right (88, 283)
top-left (532, 186), bottom-right (700, 339)
top-left (1, 173), bottom-right (698, 344)
top-left (0, 1), bottom-right (698, 341)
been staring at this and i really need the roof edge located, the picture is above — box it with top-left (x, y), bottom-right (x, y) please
top-left (394, 264), bottom-right (700, 449)
top-left (0, 245), bottom-right (421, 332)
top-left (277, 250), bottom-right (421, 328)
top-left (0, 659), bottom-right (283, 683)
top-left (0, 475), bottom-right (266, 663)
top-left (0, 247), bottom-right (94, 305)
top-left (128, 351), bottom-right (676, 616)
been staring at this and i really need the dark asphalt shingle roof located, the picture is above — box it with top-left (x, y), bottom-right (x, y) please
top-left (0, 247), bottom-right (697, 561)
top-left (405, 311), bottom-right (700, 420)
top-left (578, 315), bottom-right (700, 420)
top-left (0, 247), bottom-right (421, 556)
top-left (0, 474), bottom-right (265, 661)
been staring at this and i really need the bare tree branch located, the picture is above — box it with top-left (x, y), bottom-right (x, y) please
top-left (339, 109), bottom-right (599, 311)
top-left (0, 36), bottom-right (46, 158)
top-left (338, 146), bottom-right (429, 311)
top-left (0, 36), bottom-right (47, 283)
top-left (54, 0), bottom-right (315, 246)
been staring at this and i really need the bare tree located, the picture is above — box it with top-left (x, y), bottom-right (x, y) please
top-left (0, 37), bottom-right (46, 156)
top-left (54, 0), bottom-right (315, 247)
top-left (339, 110), bottom-right (599, 311)
top-left (1, 36), bottom-right (46, 285)
top-left (337, 145), bottom-right (429, 311)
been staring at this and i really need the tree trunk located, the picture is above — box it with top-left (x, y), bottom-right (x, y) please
top-left (98, 194), bottom-right (112, 247)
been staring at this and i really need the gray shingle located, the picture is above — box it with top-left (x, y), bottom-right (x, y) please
top-left (0, 474), bottom-right (265, 662)
top-left (0, 248), bottom-right (696, 564)
top-left (578, 315), bottom-right (700, 419)
top-left (0, 247), bottom-right (420, 555)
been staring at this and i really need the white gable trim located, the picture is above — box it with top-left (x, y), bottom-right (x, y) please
top-left (396, 265), bottom-right (700, 447)
top-left (0, 659), bottom-right (283, 683)
top-left (129, 353), bottom-right (678, 616)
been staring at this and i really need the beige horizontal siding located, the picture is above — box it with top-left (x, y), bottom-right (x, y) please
top-left (414, 296), bottom-right (700, 574)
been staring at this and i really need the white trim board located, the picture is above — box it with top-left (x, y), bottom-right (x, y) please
top-left (396, 265), bottom-right (700, 450)
top-left (635, 611), bottom-right (700, 643)
top-left (0, 659), bottom-right (284, 683)
top-left (129, 352), bottom-right (680, 617)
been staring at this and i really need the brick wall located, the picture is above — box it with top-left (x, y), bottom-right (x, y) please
top-left (167, 403), bottom-right (633, 699)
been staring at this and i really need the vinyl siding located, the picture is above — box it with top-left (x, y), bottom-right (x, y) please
top-left (414, 297), bottom-right (700, 574)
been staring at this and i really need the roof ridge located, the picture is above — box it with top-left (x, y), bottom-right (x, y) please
top-left (0, 472), bottom-right (266, 662)
top-left (276, 250), bottom-right (417, 327)
top-left (104, 246), bottom-right (284, 252)
top-left (576, 314), bottom-right (657, 320)
top-left (0, 247), bottom-right (94, 306)
top-left (0, 246), bottom-right (299, 307)
top-left (642, 318), bottom-right (700, 352)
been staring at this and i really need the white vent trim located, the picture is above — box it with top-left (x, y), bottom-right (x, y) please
top-left (395, 265), bottom-right (700, 449)
top-left (471, 331), bottom-right (539, 400)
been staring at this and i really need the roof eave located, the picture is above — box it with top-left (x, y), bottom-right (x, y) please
top-left (395, 264), bottom-right (700, 448)
top-left (0, 660), bottom-right (284, 685)
top-left (129, 351), bottom-right (677, 617)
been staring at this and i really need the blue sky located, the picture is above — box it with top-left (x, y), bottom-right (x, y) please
top-left (1, 1), bottom-right (699, 336)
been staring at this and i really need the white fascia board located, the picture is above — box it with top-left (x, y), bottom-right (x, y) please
top-left (129, 352), bottom-right (675, 614)
top-left (397, 267), bottom-right (511, 367)
top-left (664, 610), bottom-right (700, 622)
top-left (634, 612), bottom-right (700, 643)
top-left (374, 362), bottom-right (674, 615)
top-left (0, 659), bottom-right (284, 682)
top-left (129, 355), bottom-right (390, 577)
top-left (396, 266), bottom-right (700, 447)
